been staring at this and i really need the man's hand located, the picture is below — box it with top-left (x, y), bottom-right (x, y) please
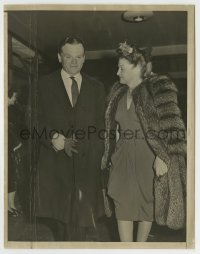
top-left (51, 133), bottom-right (66, 151)
top-left (64, 137), bottom-right (78, 157)
top-left (153, 156), bottom-right (168, 177)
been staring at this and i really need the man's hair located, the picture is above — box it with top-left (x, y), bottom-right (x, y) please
top-left (58, 36), bottom-right (85, 54)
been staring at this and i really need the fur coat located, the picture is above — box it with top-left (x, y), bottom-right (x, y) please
top-left (101, 74), bottom-right (186, 230)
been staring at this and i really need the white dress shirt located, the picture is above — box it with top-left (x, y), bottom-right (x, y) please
top-left (61, 69), bottom-right (82, 106)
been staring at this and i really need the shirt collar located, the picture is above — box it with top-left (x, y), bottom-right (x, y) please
top-left (61, 69), bottom-right (81, 82)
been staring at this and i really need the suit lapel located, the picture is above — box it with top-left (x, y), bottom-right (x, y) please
top-left (54, 71), bottom-right (91, 111)
top-left (51, 71), bottom-right (92, 120)
top-left (53, 70), bottom-right (73, 112)
top-left (74, 74), bottom-right (94, 130)
top-left (75, 74), bottom-right (91, 109)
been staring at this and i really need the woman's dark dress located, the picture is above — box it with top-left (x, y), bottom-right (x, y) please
top-left (108, 93), bottom-right (155, 221)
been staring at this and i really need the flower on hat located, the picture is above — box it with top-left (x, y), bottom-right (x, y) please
top-left (119, 41), bottom-right (133, 55)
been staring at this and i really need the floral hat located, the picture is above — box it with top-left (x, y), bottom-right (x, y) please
top-left (117, 41), bottom-right (152, 62)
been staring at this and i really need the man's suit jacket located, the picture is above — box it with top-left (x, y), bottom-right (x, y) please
top-left (35, 69), bottom-right (105, 226)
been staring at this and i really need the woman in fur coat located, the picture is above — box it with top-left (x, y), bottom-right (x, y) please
top-left (101, 42), bottom-right (186, 242)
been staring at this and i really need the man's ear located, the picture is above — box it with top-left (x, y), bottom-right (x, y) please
top-left (83, 54), bottom-right (86, 63)
top-left (58, 53), bottom-right (62, 63)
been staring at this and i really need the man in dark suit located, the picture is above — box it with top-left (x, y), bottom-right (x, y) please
top-left (35, 36), bottom-right (105, 241)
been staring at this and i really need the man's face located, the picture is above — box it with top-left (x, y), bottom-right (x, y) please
top-left (58, 43), bottom-right (85, 75)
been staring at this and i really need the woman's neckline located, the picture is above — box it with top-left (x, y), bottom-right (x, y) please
top-left (126, 90), bottom-right (133, 111)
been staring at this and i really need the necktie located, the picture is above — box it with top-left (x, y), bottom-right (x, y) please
top-left (70, 76), bottom-right (79, 107)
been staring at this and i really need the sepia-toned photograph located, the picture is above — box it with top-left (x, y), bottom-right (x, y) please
top-left (4, 4), bottom-right (194, 249)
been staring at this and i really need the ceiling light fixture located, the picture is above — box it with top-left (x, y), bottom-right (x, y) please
top-left (134, 16), bottom-right (145, 22)
top-left (122, 11), bottom-right (154, 23)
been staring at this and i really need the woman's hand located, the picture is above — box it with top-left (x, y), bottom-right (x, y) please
top-left (153, 156), bottom-right (168, 177)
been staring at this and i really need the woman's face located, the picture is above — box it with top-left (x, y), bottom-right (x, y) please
top-left (117, 58), bottom-right (142, 86)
